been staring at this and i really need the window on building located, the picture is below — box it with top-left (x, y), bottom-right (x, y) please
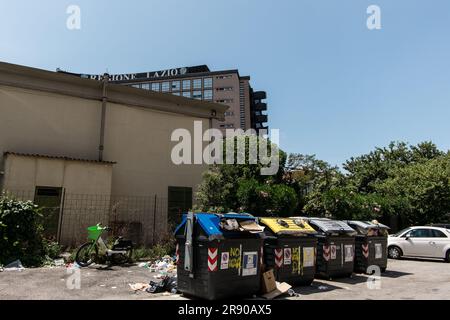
top-left (203, 77), bottom-right (213, 88)
top-left (192, 90), bottom-right (202, 100)
top-left (182, 91), bottom-right (191, 98)
top-left (216, 87), bottom-right (233, 91)
top-left (216, 75), bottom-right (232, 79)
top-left (219, 123), bottom-right (234, 129)
top-left (132, 84), bottom-right (140, 89)
top-left (171, 81), bottom-right (180, 91)
top-left (216, 99), bottom-right (234, 104)
top-left (141, 83), bottom-right (150, 90)
top-left (182, 79), bottom-right (191, 90)
top-left (34, 186), bottom-right (63, 239)
top-left (168, 186), bottom-right (192, 226)
top-left (224, 111), bottom-right (234, 116)
top-left (193, 79), bottom-right (202, 89)
top-left (203, 89), bottom-right (213, 100)
top-left (161, 82), bottom-right (170, 92)
top-left (151, 83), bottom-right (160, 91)
top-left (172, 92), bottom-right (180, 96)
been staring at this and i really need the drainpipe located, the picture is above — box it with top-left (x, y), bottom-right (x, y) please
top-left (99, 73), bottom-right (109, 161)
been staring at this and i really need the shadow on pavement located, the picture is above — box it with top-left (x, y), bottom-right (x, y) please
top-left (380, 270), bottom-right (413, 278)
top-left (287, 280), bottom-right (344, 296)
top-left (323, 274), bottom-right (369, 285)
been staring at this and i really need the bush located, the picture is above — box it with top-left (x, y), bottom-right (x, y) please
top-left (0, 195), bottom-right (46, 266)
top-left (132, 236), bottom-right (176, 262)
top-left (42, 239), bottom-right (62, 260)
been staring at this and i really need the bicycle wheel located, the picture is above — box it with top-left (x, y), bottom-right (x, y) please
top-left (75, 242), bottom-right (98, 267)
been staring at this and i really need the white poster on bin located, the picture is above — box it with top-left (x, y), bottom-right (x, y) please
top-left (344, 245), bottom-right (354, 262)
top-left (303, 247), bottom-right (315, 267)
top-left (242, 252), bottom-right (257, 276)
top-left (375, 243), bottom-right (383, 259)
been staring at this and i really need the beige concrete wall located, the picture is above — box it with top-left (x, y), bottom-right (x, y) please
top-left (2, 155), bottom-right (113, 195)
top-left (104, 102), bottom-right (209, 197)
top-left (0, 86), bottom-right (101, 161)
top-left (0, 84), bottom-right (208, 198)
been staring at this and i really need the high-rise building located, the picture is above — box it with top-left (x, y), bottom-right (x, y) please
top-left (61, 65), bottom-right (269, 134)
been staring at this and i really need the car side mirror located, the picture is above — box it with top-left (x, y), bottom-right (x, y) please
top-left (405, 236), bottom-right (410, 240)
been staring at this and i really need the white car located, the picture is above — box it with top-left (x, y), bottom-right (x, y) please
top-left (388, 226), bottom-right (450, 262)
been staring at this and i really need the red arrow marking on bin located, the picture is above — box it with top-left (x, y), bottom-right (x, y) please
top-left (275, 248), bottom-right (283, 267)
top-left (208, 248), bottom-right (218, 272)
top-left (362, 244), bottom-right (369, 258)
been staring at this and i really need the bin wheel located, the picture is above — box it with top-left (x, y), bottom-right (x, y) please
top-left (388, 246), bottom-right (402, 259)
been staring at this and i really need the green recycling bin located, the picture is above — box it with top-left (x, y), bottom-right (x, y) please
top-left (174, 212), bottom-right (264, 300)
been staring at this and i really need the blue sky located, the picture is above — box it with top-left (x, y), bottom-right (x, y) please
top-left (1, 0), bottom-right (450, 166)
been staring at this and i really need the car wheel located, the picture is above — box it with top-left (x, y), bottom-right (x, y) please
top-left (388, 246), bottom-right (402, 259)
top-left (446, 250), bottom-right (450, 263)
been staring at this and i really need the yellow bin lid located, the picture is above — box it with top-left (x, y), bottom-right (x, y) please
top-left (259, 217), bottom-right (317, 236)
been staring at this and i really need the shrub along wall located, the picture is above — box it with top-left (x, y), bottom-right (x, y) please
top-left (0, 195), bottom-right (46, 266)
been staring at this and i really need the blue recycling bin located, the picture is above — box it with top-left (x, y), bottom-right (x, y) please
top-left (174, 212), bottom-right (264, 300)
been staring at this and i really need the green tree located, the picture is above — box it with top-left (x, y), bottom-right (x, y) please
top-left (195, 135), bottom-right (298, 216)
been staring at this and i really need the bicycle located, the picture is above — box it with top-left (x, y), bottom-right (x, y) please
top-left (75, 223), bottom-right (133, 267)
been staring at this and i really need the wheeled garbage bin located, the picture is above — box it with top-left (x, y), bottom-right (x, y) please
top-left (292, 217), bottom-right (357, 280)
top-left (258, 217), bottom-right (318, 286)
top-left (174, 212), bottom-right (264, 300)
top-left (344, 220), bottom-right (389, 274)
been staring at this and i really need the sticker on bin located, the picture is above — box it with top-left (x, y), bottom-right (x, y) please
top-left (362, 244), bottom-right (369, 258)
top-left (323, 245), bottom-right (330, 261)
top-left (175, 244), bottom-right (180, 265)
top-left (330, 245), bottom-right (337, 260)
top-left (284, 248), bottom-right (292, 265)
top-left (375, 243), bottom-right (383, 259)
top-left (303, 247), bottom-right (315, 267)
top-left (242, 252), bottom-right (258, 276)
top-left (275, 249), bottom-right (283, 267)
top-left (208, 248), bottom-right (218, 272)
top-left (344, 245), bottom-right (354, 262)
top-left (220, 252), bottom-right (229, 270)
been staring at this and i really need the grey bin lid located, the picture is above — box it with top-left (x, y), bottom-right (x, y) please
top-left (345, 220), bottom-right (390, 230)
top-left (295, 217), bottom-right (357, 235)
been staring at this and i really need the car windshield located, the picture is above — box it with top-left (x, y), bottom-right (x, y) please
top-left (392, 227), bottom-right (411, 237)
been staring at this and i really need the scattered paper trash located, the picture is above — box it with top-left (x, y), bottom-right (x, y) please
top-left (288, 288), bottom-right (301, 297)
top-left (262, 282), bottom-right (291, 300)
top-left (318, 285), bottom-right (329, 290)
top-left (4, 260), bottom-right (24, 271)
top-left (129, 283), bottom-right (150, 291)
top-left (54, 259), bottom-right (65, 267)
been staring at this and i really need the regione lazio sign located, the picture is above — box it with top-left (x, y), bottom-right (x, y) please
top-left (81, 66), bottom-right (191, 81)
